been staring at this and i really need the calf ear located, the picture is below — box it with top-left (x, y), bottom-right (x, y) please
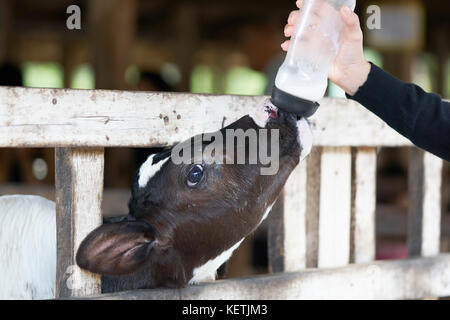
top-left (76, 221), bottom-right (165, 276)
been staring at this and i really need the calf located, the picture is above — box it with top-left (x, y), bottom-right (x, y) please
top-left (77, 100), bottom-right (312, 292)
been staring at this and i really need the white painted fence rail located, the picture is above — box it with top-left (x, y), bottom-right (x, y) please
top-left (70, 255), bottom-right (450, 300)
top-left (0, 86), bottom-right (446, 300)
top-left (0, 86), bottom-right (410, 148)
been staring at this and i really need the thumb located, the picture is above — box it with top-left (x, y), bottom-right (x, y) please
top-left (340, 6), bottom-right (362, 41)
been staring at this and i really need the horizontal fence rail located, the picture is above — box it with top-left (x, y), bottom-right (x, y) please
top-left (68, 255), bottom-right (450, 300)
top-left (0, 86), bottom-right (412, 148)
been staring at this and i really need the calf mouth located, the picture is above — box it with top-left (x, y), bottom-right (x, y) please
top-left (254, 98), bottom-right (313, 163)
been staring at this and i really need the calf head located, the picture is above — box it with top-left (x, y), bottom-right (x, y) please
top-left (76, 99), bottom-right (312, 292)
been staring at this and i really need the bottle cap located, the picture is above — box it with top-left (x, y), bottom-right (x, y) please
top-left (271, 86), bottom-right (320, 118)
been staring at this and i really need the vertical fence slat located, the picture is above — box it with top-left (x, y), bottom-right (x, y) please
top-left (350, 147), bottom-right (377, 264)
top-left (55, 148), bottom-right (104, 298)
top-left (318, 147), bottom-right (352, 268)
top-left (283, 163), bottom-right (308, 271)
top-left (268, 162), bottom-right (308, 273)
top-left (305, 148), bottom-right (322, 268)
top-left (267, 196), bottom-right (284, 273)
top-left (408, 148), bottom-right (443, 257)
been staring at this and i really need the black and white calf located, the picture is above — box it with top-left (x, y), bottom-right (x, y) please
top-left (77, 100), bottom-right (312, 292)
top-left (0, 100), bottom-right (312, 298)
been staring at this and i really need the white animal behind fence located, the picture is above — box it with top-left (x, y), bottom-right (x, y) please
top-left (0, 195), bottom-right (55, 299)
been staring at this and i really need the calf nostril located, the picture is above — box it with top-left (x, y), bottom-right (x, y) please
top-left (269, 109), bottom-right (279, 119)
top-left (265, 105), bottom-right (279, 120)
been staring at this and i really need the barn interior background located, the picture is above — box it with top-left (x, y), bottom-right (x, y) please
top-left (0, 0), bottom-right (449, 279)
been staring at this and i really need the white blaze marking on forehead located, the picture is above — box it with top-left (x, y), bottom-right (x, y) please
top-left (138, 154), bottom-right (170, 188)
top-left (297, 118), bottom-right (313, 162)
top-left (249, 98), bottom-right (277, 128)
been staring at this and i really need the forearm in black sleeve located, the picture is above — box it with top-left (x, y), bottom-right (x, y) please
top-left (347, 63), bottom-right (450, 162)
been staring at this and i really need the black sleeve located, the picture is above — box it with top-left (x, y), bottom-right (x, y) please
top-left (346, 63), bottom-right (450, 162)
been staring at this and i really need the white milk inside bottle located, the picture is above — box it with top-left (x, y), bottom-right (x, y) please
top-left (271, 0), bottom-right (356, 117)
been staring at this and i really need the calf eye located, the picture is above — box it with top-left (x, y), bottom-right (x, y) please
top-left (187, 165), bottom-right (204, 187)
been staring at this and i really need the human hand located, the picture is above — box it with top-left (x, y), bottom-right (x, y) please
top-left (282, 0), bottom-right (371, 96)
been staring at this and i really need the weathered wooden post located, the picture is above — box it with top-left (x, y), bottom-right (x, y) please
top-left (350, 147), bottom-right (377, 264)
top-left (268, 163), bottom-right (308, 273)
top-left (408, 148), bottom-right (443, 257)
top-left (55, 148), bottom-right (104, 298)
top-left (317, 146), bottom-right (352, 268)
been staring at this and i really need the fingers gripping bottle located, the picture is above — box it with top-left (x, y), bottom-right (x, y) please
top-left (271, 0), bottom-right (356, 117)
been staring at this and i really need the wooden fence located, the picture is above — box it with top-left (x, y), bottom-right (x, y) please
top-left (0, 86), bottom-right (448, 299)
